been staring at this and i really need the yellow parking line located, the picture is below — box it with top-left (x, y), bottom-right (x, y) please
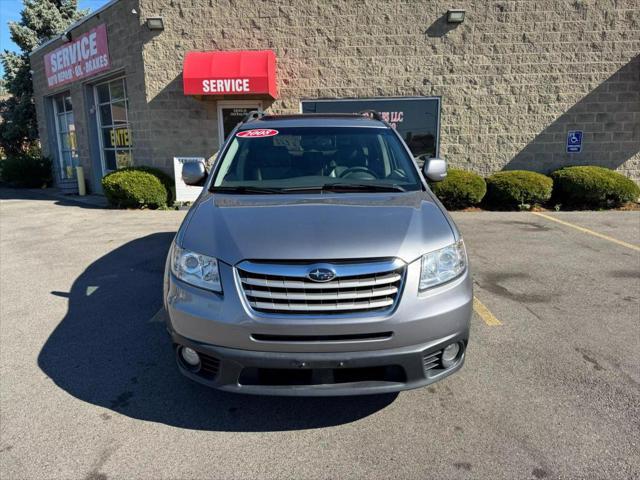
top-left (532, 212), bottom-right (640, 252)
top-left (473, 296), bottom-right (502, 326)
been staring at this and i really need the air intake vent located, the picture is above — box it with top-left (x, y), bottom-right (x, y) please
top-left (251, 332), bottom-right (393, 342)
top-left (237, 259), bottom-right (405, 315)
top-left (199, 352), bottom-right (220, 379)
top-left (423, 350), bottom-right (443, 373)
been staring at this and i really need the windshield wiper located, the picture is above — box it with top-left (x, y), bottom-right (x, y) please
top-left (212, 183), bottom-right (408, 194)
top-left (282, 183), bottom-right (407, 193)
top-left (210, 186), bottom-right (285, 194)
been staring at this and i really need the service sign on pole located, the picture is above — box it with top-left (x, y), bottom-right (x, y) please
top-left (173, 157), bottom-right (206, 202)
top-left (44, 24), bottom-right (110, 89)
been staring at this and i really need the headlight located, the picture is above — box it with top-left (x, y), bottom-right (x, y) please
top-left (171, 244), bottom-right (222, 292)
top-left (419, 239), bottom-right (467, 290)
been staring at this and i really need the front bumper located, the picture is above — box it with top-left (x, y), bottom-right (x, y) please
top-left (171, 329), bottom-right (468, 396)
top-left (165, 255), bottom-right (472, 395)
top-left (165, 260), bottom-right (473, 354)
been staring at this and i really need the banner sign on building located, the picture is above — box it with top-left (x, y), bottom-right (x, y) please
top-left (301, 97), bottom-right (441, 160)
top-left (173, 157), bottom-right (206, 202)
top-left (45, 24), bottom-right (110, 89)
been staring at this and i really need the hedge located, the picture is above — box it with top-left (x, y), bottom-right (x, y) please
top-left (0, 147), bottom-right (52, 188)
top-left (484, 170), bottom-right (553, 209)
top-left (119, 166), bottom-right (174, 204)
top-left (102, 166), bottom-right (173, 209)
top-left (550, 166), bottom-right (640, 209)
top-left (431, 169), bottom-right (486, 209)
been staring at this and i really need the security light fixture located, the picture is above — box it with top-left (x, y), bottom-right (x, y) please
top-left (63, 31), bottom-right (72, 42)
top-left (146, 17), bottom-right (164, 31)
top-left (446, 9), bottom-right (466, 23)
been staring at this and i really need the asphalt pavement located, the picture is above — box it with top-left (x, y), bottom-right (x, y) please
top-left (0, 188), bottom-right (638, 479)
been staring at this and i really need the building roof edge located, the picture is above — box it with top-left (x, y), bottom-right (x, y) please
top-left (29, 0), bottom-right (123, 57)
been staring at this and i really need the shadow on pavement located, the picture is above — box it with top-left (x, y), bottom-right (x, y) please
top-left (38, 232), bottom-right (396, 431)
top-left (0, 187), bottom-right (107, 209)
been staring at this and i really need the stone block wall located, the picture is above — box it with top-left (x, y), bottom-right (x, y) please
top-left (139, 0), bottom-right (640, 180)
top-left (31, 0), bottom-right (640, 187)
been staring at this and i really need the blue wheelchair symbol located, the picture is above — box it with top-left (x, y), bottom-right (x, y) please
top-left (566, 130), bottom-right (583, 153)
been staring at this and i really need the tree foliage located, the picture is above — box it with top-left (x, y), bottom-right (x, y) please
top-left (0, 1), bottom-right (87, 156)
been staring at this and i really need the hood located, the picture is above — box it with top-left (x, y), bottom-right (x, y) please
top-left (180, 191), bottom-right (455, 265)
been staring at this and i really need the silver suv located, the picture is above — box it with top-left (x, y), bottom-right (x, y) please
top-left (164, 112), bottom-right (472, 396)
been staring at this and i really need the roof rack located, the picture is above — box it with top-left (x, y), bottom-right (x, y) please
top-left (238, 109), bottom-right (387, 125)
top-left (358, 110), bottom-right (384, 121)
top-left (241, 109), bottom-right (266, 123)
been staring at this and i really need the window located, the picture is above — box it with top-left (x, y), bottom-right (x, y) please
top-left (301, 97), bottom-right (441, 163)
top-left (53, 92), bottom-right (79, 179)
top-left (211, 127), bottom-right (422, 193)
top-left (95, 78), bottom-right (133, 172)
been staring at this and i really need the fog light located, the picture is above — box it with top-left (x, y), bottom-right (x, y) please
top-left (442, 343), bottom-right (461, 365)
top-left (180, 346), bottom-right (200, 367)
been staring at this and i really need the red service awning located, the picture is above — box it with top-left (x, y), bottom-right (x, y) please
top-left (183, 50), bottom-right (277, 99)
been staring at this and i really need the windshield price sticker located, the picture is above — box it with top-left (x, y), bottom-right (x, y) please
top-left (236, 129), bottom-right (279, 138)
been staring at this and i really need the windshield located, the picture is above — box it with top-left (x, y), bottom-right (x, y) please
top-left (211, 127), bottom-right (422, 193)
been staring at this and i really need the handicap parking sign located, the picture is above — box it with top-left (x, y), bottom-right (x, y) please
top-left (566, 130), bottom-right (583, 153)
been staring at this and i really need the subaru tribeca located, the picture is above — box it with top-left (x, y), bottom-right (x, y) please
top-left (164, 112), bottom-right (472, 396)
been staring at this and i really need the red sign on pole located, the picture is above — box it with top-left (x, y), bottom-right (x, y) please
top-left (44, 24), bottom-right (110, 89)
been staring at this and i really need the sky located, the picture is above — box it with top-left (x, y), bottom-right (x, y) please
top-left (0, 0), bottom-right (111, 75)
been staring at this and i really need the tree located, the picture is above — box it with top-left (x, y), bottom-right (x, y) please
top-left (0, 1), bottom-right (87, 157)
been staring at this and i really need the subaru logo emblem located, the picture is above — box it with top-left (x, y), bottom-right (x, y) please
top-left (307, 266), bottom-right (336, 283)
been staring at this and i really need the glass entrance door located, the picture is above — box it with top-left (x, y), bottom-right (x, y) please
top-left (217, 101), bottom-right (262, 145)
top-left (53, 92), bottom-right (79, 179)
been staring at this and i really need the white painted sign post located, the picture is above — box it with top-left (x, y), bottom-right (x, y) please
top-left (173, 157), bottom-right (205, 202)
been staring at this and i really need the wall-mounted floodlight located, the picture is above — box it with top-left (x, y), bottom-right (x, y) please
top-left (146, 17), bottom-right (164, 30)
top-left (446, 9), bottom-right (465, 23)
top-left (64, 31), bottom-right (73, 42)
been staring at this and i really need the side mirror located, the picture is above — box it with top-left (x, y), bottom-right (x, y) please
top-left (182, 161), bottom-right (207, 186)
top-left (422, 157), bottom-right (447, 182)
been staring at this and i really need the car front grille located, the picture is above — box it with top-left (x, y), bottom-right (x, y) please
top-left (236, 258), bottom-right (405, 315)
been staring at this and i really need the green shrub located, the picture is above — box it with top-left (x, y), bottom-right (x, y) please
top-left (550, 166), bottom-right (640, 209)
top-left (119, 166), bottom-right (174, 200)
top-left (0, 147), bottom-right (52, 188)
top-left (102, 166), bottom-right (173, 209)
top-left (484, 170), bottom-right (553, 209)
top-left (431, 169), bottom-right (486, 209)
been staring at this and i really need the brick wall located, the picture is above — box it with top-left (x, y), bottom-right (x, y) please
top-left (139, 0), bottom-right (640, 180)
